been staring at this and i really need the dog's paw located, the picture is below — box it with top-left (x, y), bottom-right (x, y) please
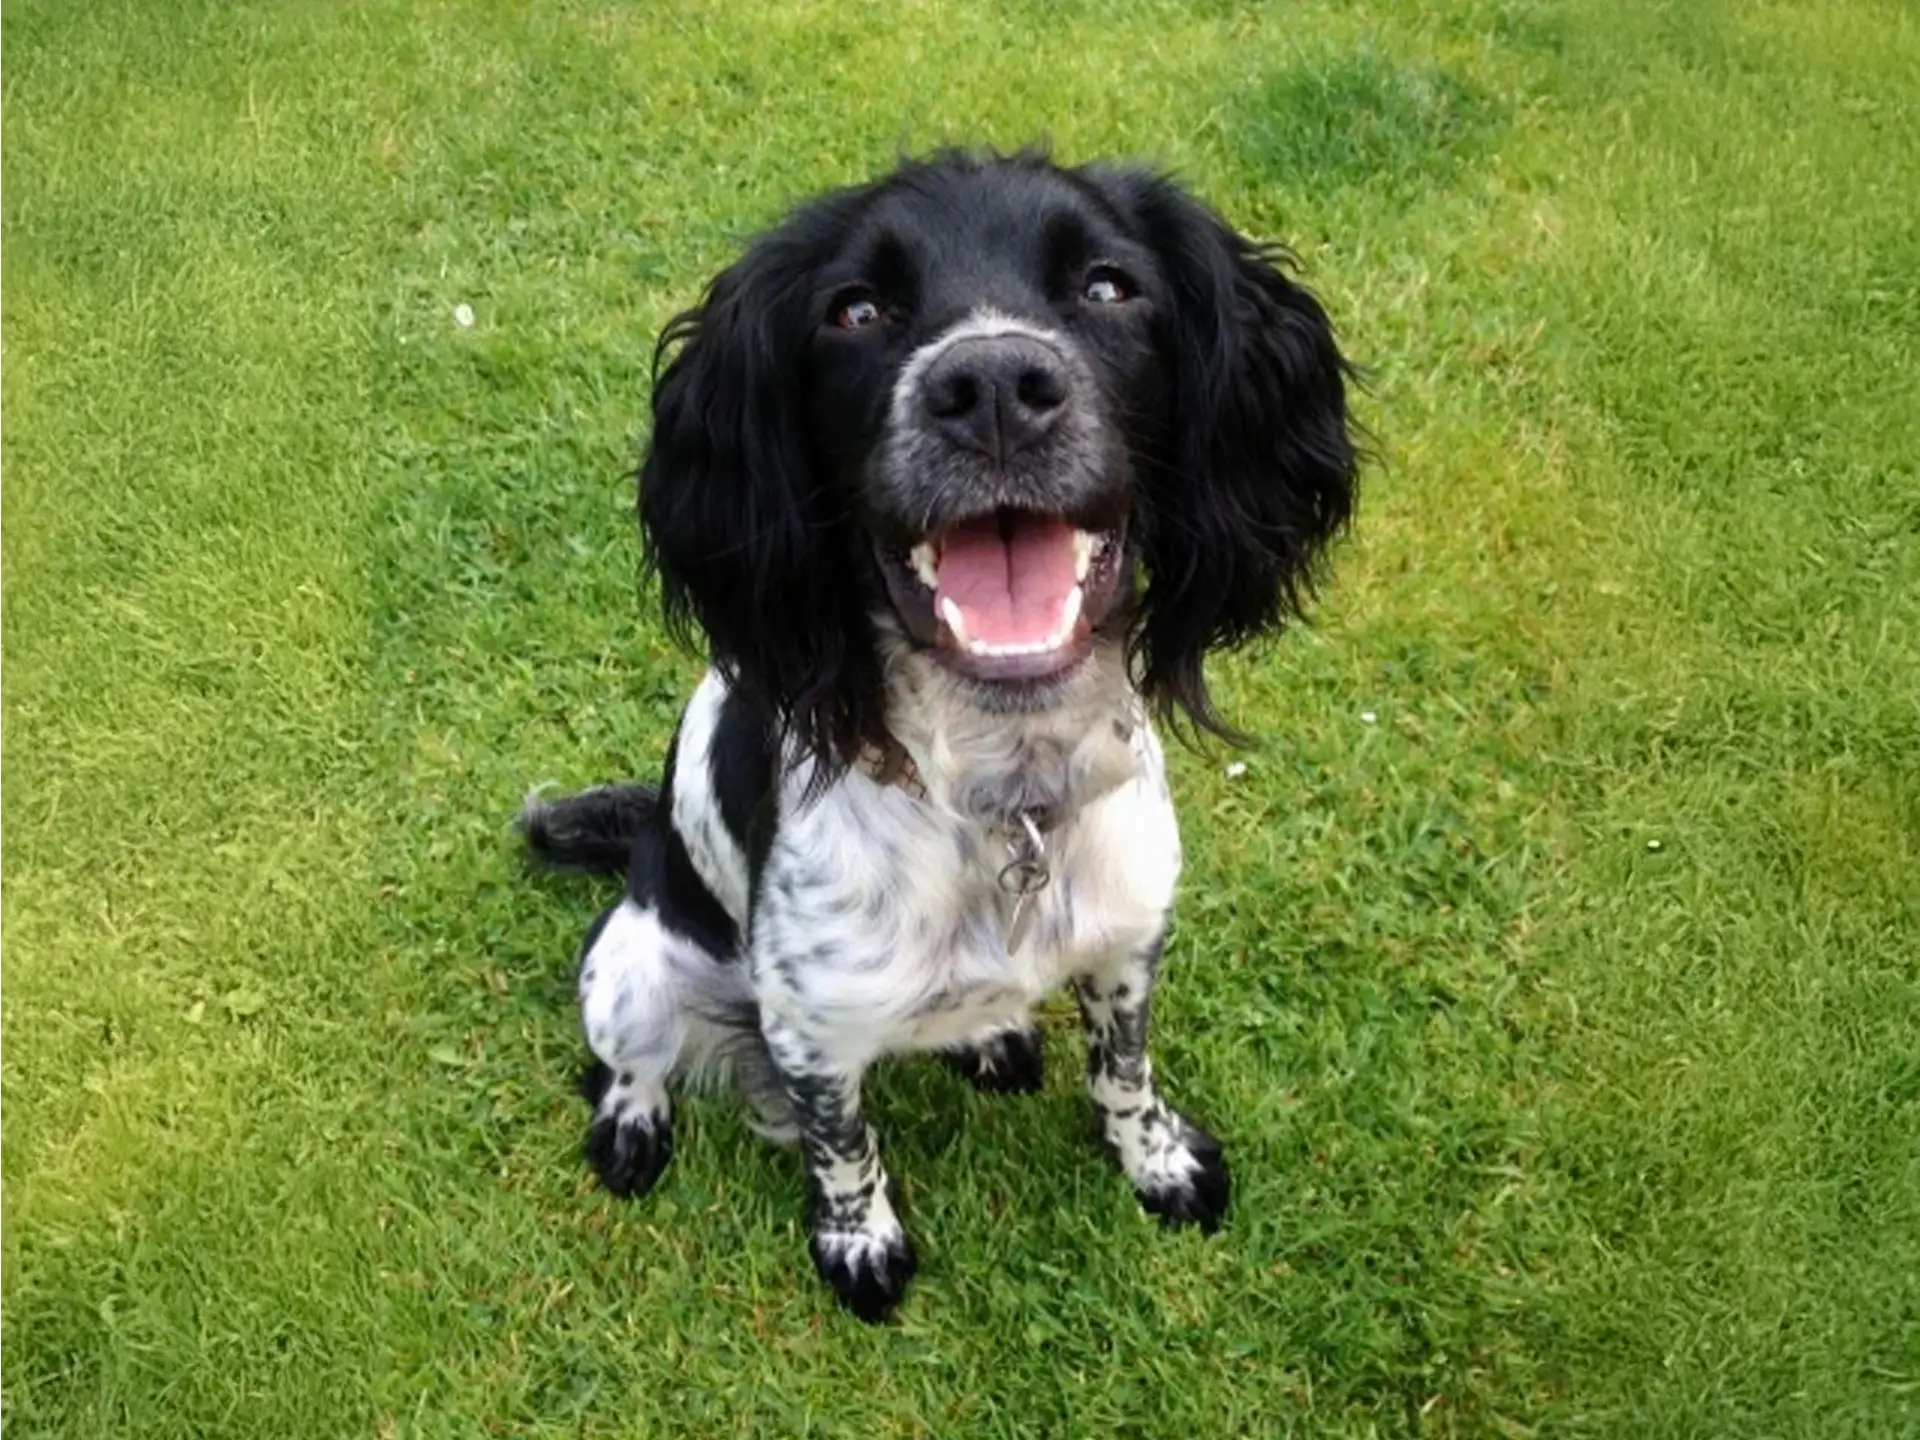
top-left (584, 1108), bottom-right (674, 1198)
top-left (943, 1025), bottom-right (1045, 1095)
top-left (809, 1220), bottom-right (918, 1324)
top-left (1133, 1119), bottom-right (1230, 1235)
top-left (579, 1060), bottom-right (674, 1198)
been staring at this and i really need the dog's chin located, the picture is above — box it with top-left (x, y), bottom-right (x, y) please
top-left (873, 505), bottom-right (1129, 696)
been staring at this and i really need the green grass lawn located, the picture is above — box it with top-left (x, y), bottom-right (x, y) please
top-left (5, 0), bottom-right (1916, 1434)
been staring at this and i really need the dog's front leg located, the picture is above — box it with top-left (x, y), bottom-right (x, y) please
top-left (1075, 932), bottom-right (1231, 1232)
top-left (762, 1016), bottom-right (916, 1322)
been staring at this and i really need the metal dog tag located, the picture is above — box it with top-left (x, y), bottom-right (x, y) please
top-left (997, 811), bottom-right (1051, 952)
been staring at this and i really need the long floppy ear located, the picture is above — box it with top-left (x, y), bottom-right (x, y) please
top-left (1086, 167), bottom-right (1360, 740)
top-left (639, 190), bottom-right (882, 768)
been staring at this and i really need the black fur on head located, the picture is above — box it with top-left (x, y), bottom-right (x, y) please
top-left (639, 181), bottom-right (888, 768)
top-left (638, 150), bottom-right (1358, 770)
top-left (1078, 164), bottom-right (1360, 740)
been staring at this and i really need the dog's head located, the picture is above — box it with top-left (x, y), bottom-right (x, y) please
top-left (640, 151), bottom-right (1358, 766)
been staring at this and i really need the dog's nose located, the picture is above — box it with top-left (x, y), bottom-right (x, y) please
top-left (920, 336), bottom-right (1070, 462)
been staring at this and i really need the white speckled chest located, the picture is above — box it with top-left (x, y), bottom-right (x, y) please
top-left (747, 728), bottom-right (1183, 1069)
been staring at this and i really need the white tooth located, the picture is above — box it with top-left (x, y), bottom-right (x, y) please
top-left (940, 597), bottom-right (971, 647)
top-left (1054, 584), bottom-right (1083, 646)
top-left (1072, 530), bottom-right (1094, 582)
top-left (910, 543), bottom-right (940, 591)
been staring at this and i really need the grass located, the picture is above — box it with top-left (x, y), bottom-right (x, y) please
top-left (3, 0), bottom-right (1916, 1434)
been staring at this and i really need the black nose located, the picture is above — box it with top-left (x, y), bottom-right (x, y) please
top-left (920, 335), bottom-right (1070, 462)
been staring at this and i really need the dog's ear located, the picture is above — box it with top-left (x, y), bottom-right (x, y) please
top-left (1085, 167), bottom-right (1360, 740)
top-left (639, 191), bottom-right (882, 768)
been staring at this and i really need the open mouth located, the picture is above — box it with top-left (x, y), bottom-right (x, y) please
top-left (876, 507), bottom-right (1129, 682)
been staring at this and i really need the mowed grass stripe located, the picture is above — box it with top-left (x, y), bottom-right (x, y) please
top-left (1495, 4), bottom-right (1920, 1432)
top-left (4, 3), bottom-right (425, 1432)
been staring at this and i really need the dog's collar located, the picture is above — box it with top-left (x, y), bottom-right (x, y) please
top-left (856, 734), bottom-right (1055, 949)
top-left (855, 735), bottom-right (1064, 835)
top-left (855, 736), bottom-right (929, 804)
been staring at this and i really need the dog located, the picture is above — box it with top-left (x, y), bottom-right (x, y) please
top-left (522, 150), bottom-right (1358, 1321)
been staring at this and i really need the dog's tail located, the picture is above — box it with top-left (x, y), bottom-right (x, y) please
top-left (520, 784), bottom-right (659, 875)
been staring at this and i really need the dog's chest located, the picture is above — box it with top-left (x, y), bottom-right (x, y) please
top-left (752, 763), bottom-right (1181, 1063)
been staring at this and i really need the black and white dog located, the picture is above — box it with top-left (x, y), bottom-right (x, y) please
top-left (523, 151), bottom-right (1357, 1321)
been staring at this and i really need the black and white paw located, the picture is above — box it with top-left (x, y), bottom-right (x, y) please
top-left (1131, 1118), bottom-right (1230, 1234)
top-left (943, 1024), bottom-right (1045, 1095)
top-left (809, 1218), bottom-right (918, 1324)
top-left (578, 1061), bottom-right (674, 1198)
top-left (584, 1108), bottom-right (673, 1198)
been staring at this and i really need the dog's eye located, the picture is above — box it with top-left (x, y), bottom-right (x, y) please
top-left (1082, 266), bottom-right (1135, 305)
top-left (831, 292), bottom-right (883, 331)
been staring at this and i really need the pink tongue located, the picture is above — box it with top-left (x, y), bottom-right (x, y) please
top-left (935, 514), bottom-right (1078, 646)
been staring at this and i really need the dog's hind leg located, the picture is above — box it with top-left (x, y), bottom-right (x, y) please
top-left (577, 899), bottom-right (695, 1198)
top-left (941, 1021), bottom-right (1046, 1095)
